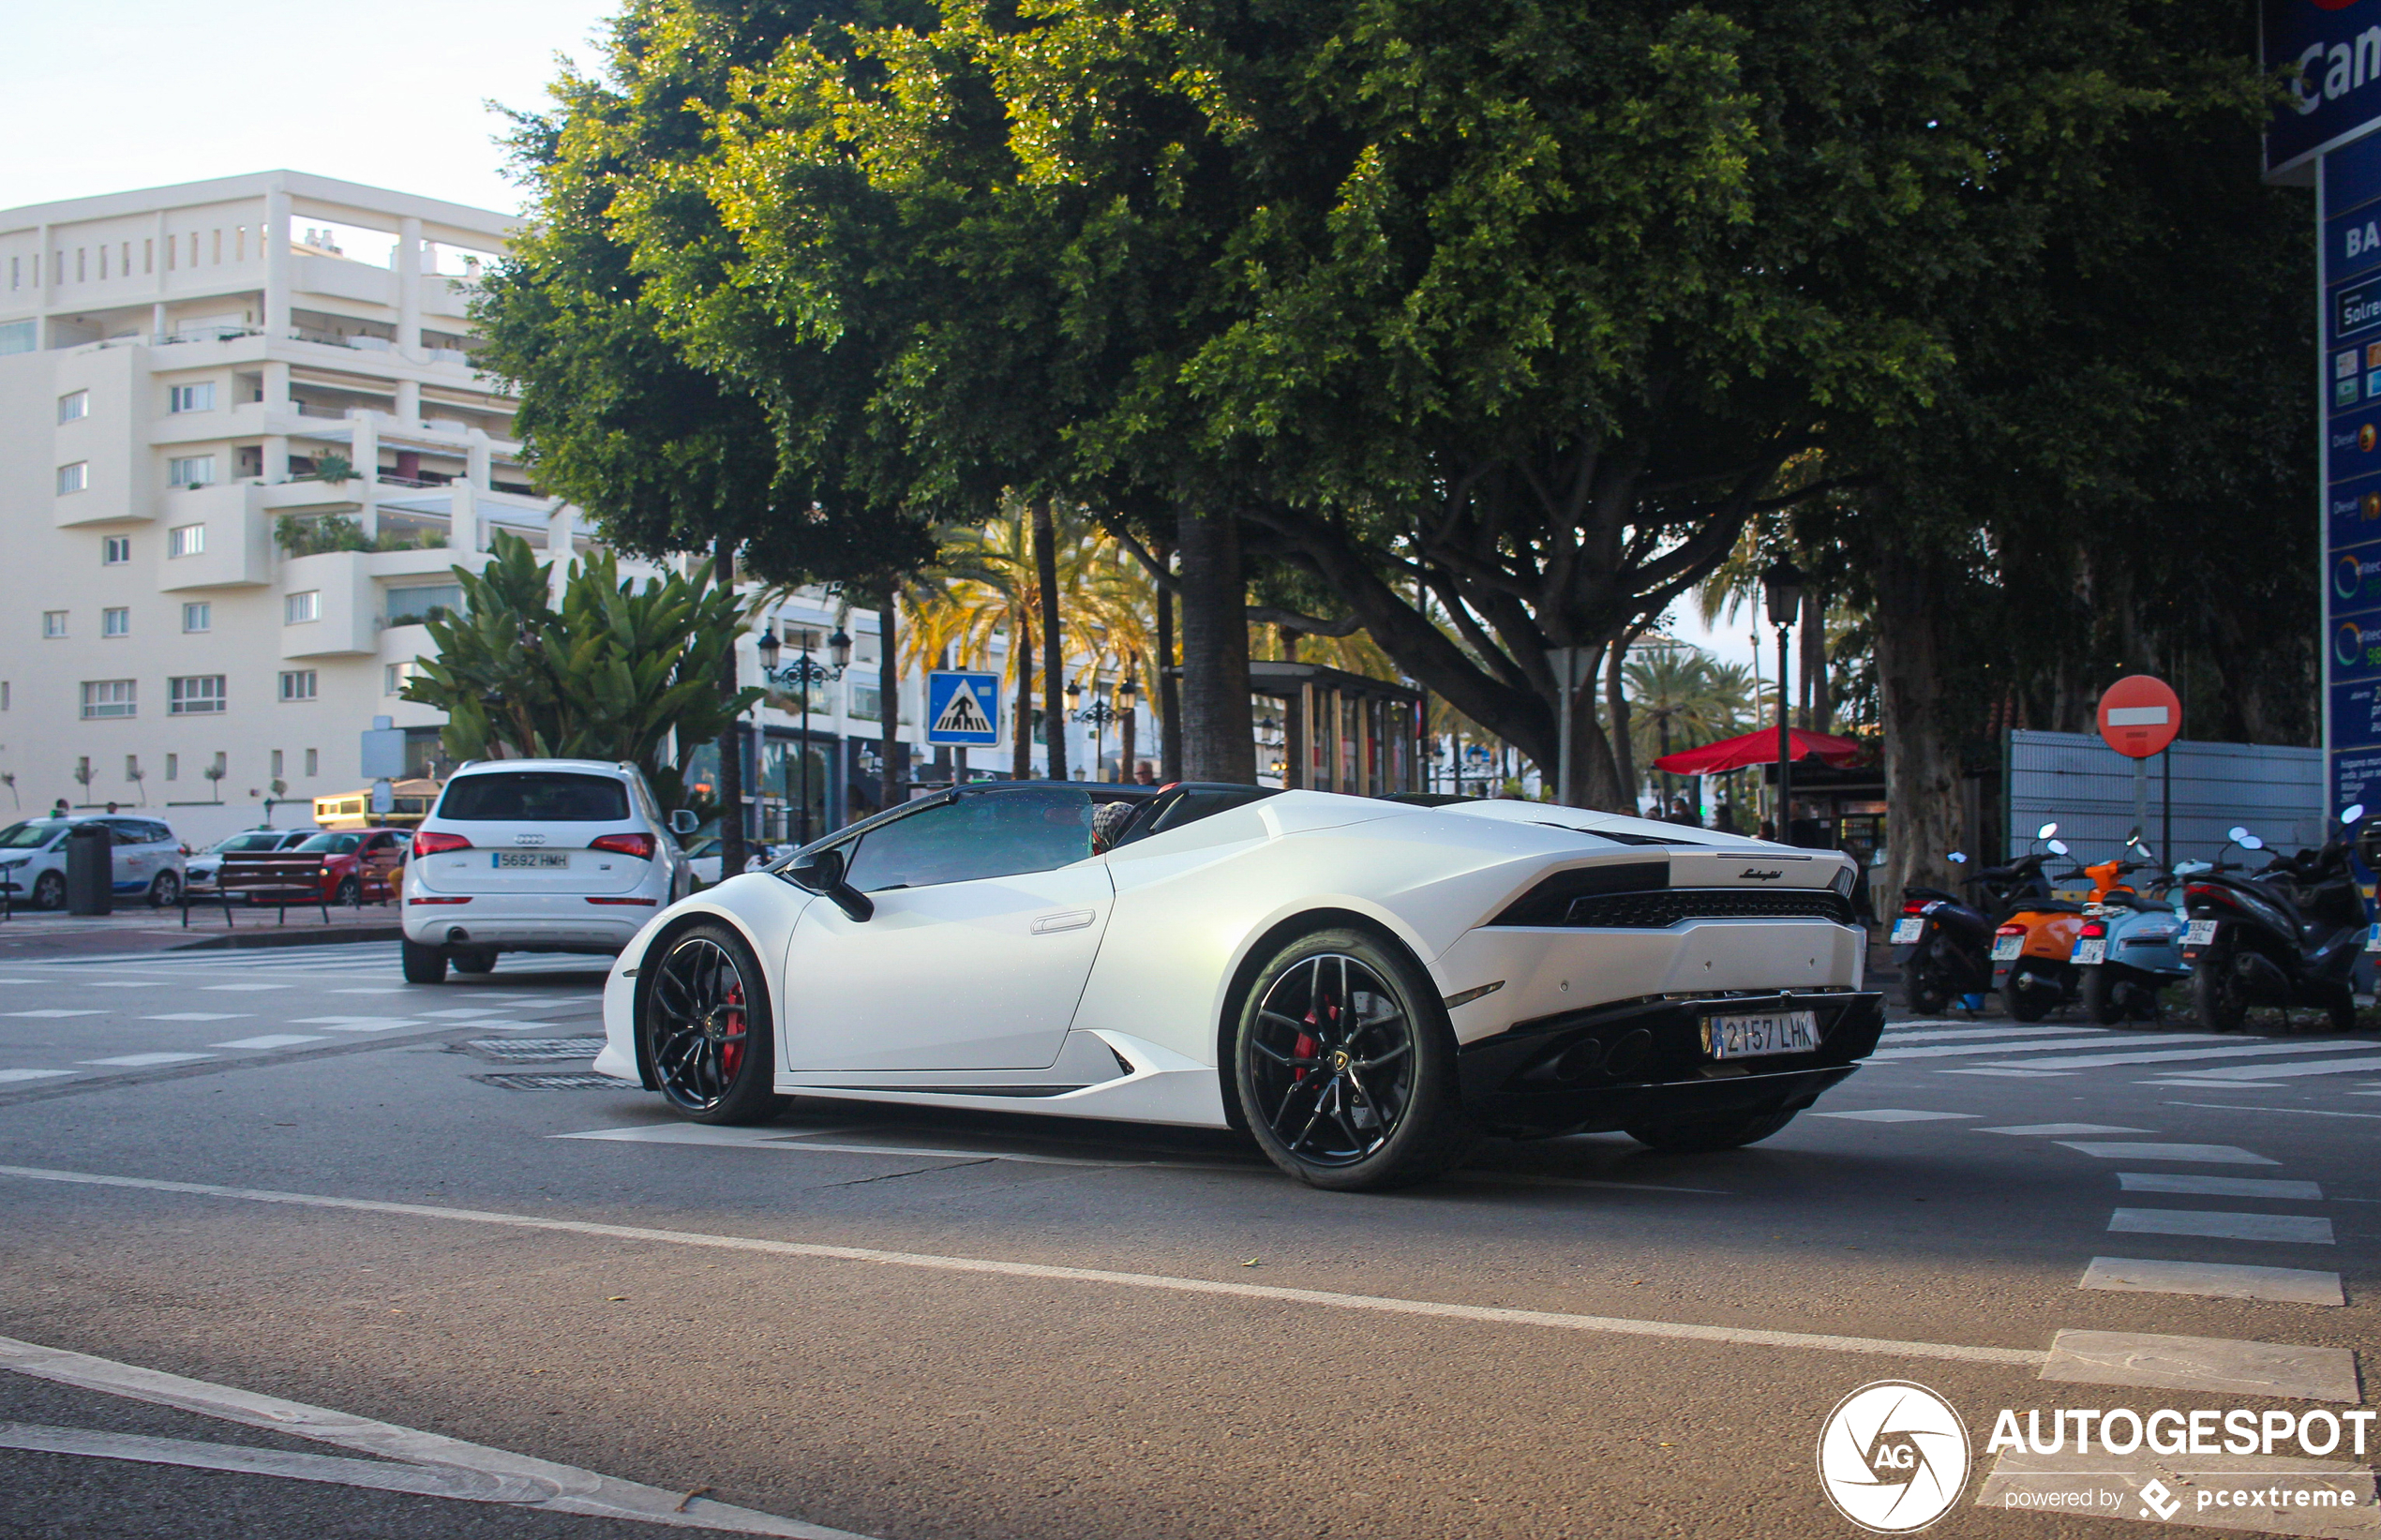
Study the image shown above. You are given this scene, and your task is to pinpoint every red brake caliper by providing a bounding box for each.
[720,983,745,1078]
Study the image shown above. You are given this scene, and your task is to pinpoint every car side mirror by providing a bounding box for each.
[786,846,872,921]
[668,809,699,836]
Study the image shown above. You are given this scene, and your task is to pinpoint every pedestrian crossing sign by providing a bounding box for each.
[926,670,1002,747]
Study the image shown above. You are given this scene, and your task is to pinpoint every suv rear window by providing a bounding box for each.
[439,771,630,823]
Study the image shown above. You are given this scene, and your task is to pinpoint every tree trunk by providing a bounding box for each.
[713,534,745,876]
[1801,592,1832,732]
[1154,541,1180,783]
[879,587,902,809]
[1605,641,1636,813]
[1011,612,1034,782]
[1875,533,1964,922]
[1033,500,1068,782]
[1176,505,1254,782]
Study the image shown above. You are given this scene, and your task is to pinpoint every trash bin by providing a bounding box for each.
[66,823,112,915]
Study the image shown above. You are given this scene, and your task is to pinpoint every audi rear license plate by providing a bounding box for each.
[2071,938,2107,965]
[495,852,570,869]
[2184,920,2219,947]
[1890,918,1924,944]
[1702,1009,1820,1060]
[1990,935,2024,961]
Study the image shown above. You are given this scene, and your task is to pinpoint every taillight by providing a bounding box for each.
[2079,922,2106,938]
[1995,923,2026,937]
[2184,882,2215,902]
[413,830,472,857]
[1900,901,1926,916]
[590,832,656,860]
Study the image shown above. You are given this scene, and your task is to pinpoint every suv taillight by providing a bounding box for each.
[591,832,656,860]
[413,830,472,857]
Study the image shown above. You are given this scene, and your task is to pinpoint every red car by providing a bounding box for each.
[289,828,408,905]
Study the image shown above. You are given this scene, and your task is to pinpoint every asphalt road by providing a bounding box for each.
[0,939,2374,1539]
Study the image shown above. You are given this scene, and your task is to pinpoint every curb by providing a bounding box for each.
[171,922,404,951]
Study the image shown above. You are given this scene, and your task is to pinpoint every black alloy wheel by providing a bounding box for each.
[644,924,782,1124]
[1235,927,1473,1190]
[400,938,448,984]
[2078,965,2120,1025]
[31,872,65,911]
[2003,960,2056,1023]
[2191,953,2247,1032]
[452,950,497,975]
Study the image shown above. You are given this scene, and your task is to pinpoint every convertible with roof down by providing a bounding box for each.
[594,782,1883,1189]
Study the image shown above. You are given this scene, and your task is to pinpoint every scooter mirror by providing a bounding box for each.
[2227,826,2249,842]
[2047,839,2070,856]
[2239,834,2266,850]
[1947,851,1968,864]
[2037,822,2059,839]
[2344,803,2367,826]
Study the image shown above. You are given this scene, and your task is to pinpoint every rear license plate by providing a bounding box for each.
[2071,938,2106,965]
[494,852,570,870]
[1890,918,1924,945]
[2184,920,2219,946]
[1990,935,2024,961]
[1702,1009,1819,1060]
[2367,924,2381,955]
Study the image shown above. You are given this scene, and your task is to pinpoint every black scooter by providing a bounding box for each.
[1892,827,2064,1016]
[2180,806,2372,1033]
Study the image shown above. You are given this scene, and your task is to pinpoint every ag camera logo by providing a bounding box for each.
[1818,1381,1971,1533]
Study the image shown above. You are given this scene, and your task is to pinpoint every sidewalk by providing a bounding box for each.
[0,902,401,961]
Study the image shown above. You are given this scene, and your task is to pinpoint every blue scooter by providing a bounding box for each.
[2070,837,2198,1024]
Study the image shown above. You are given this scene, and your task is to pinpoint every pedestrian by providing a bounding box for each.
[51,798,68,818]
[1714,799,1740,835]
[1134,762,1157,785]
[104,801,119,815]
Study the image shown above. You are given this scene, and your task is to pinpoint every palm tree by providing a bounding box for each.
[1625,648,1758,815]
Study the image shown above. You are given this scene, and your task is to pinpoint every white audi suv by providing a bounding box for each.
[400,759,696,982]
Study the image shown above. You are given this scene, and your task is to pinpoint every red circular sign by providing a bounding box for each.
[2097,675,2182,759]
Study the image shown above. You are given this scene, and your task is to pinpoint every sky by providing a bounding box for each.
[7,1,1772,678]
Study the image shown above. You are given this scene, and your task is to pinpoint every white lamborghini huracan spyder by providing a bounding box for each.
[595,781,1883,1189]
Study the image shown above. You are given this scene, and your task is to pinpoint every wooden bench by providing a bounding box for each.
[187,850,332,927]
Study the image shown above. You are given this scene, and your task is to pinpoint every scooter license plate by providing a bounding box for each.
[1890,918,1924,945]
[2071,938,2107,965]
[1990,935,2024,962]
[2366,924,2381,955]
[2184,920,2219,947]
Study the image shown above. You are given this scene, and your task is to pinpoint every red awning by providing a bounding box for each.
[1650,727,1864,776]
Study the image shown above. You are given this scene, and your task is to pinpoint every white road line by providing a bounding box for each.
[2107,1207,2335,1245]
[1812,1109,1978,1122]
[2039,1329,2361,1404]
[2152,1054,2381,1083]
[0,1164,2050,1368]
[81,981,166,989]
[210,1035,328,1050]
[0,1070,76,1084]
[2164,1101,2381,1120]
[2079,1256,2345,1308]
[200,984,292,993]
[0,1423,564,1505]
[77,1054,214,1069]
[1978,1123,2149,1136]
[1939,1069,2073,1078]
[2058,1142,2278,1165]
[2117,1173,2323,1200]
[140,1013,250,1023]
[417,1008,527,1019]
[1881,1024,2116,1043]
[1989,1040,2381,1070]
[1871,1037,2174,1061]
[2,1010,103,1019]
[0,1336,855,1536]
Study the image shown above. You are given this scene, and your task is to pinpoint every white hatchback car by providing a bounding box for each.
[0,815,187,909]
[400,759,696,982]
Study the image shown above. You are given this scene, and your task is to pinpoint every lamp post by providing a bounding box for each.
[1117,674,1140,783]
[1760,558,1805,843]
[756,621,852,845]
[1070,679,1125,782]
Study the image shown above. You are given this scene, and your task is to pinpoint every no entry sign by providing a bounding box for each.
[2097,675,2182,759]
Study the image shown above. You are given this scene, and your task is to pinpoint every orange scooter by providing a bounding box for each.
[1987,825,2087,1021]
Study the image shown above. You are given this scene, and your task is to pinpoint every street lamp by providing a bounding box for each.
[1760,558,1806,843]
[1071,680,1124,782]
[756,621,851,845]
[1117,674,1140,784]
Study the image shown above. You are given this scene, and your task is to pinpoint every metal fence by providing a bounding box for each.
[2005,730,2324,864]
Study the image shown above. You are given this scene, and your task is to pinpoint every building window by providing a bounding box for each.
[271,750,283,776]
[81,680,135,720]
[143,239,153,276]
[383,660,421,696]
[169,676,225,715]
[182,602,210,633]
[384,584,461,626]
[169,524,205,558]
[1,681,9,710]
[101,607,129,638]
[305,748,318,777]
[0,319,33,354]
[211,751,225,777]
[42,611,67,639]
[168,456,217,487]
[168,383,216,414]
[125,754,138,782]
[58,390,88,423]
[284,591,320,624]
[164,754,177,781]
[56,462,88,494]
[278,670,317,703]
[101,536,130,565]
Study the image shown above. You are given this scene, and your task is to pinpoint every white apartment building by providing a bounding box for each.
[0,172,612,847]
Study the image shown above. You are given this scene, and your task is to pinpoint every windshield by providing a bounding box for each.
[295,832,363,854]
[0,821,66,851]
[214,831,290,853]
[438,771,630,823]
